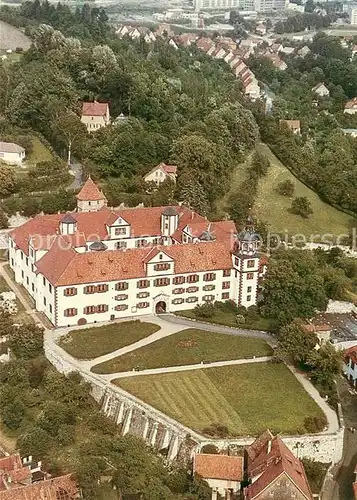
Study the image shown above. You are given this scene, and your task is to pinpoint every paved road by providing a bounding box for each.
[99,355,273,381]
[67,162,83,191]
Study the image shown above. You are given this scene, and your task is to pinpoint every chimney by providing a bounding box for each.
[267,440,272,454]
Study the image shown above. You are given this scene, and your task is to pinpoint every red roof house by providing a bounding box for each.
[80,101,110,132]
[244,431,313,500]
[194,453,243,498]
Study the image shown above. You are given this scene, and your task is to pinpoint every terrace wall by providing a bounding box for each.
[44,332,344,465]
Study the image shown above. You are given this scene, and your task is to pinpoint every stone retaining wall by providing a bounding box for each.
[44,335,344,465]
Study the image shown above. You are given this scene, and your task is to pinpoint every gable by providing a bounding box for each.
[109,216,130,227]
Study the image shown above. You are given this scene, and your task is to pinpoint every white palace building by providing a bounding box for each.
[8,178,266,327]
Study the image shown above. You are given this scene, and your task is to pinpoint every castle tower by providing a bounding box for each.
[76,177,108,212]
[161,207,179,239]
[233,215,261,308]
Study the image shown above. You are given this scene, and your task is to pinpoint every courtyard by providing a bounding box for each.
[58,320,160,360]
[91,328,273,374]
[114,362,326,437]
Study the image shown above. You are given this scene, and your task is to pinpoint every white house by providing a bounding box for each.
[312,82,330,97]
[0,142,25,165]
[80,101,110,132]
[144,162,177,185]
[8,180,265,328]
[193,453,243,500]
[344,98,357,114]
[344,346,357,386]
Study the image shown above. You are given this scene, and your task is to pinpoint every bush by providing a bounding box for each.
[201,444,219,454]
[304,415,327,433]
[8,323,44,359]
[236,314,246,324]
[202,423,230,438]
[57,424,76,445]
[0,209,8,229]
[291,197,313,218]
[2,398,25,430]
[194,302,215,319]
[215,300,238,314]
[18,426,54,458]
[277,179,295,197]
[37,401,76,437]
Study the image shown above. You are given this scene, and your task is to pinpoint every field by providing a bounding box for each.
[91,328,272,374]
[58,321,160,360]
[26,137,53,165]
[254,144,353,239]
[115,362,325,436]
[0,20,31,51]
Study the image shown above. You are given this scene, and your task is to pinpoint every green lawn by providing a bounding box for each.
[115,363,325,437]
[58,321,160,360]
[26,136,53,165]
[91,328,272,374]
[177,309,277,332]
[254,143,354,239]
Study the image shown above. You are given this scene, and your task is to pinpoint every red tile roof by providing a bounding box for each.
[345,345,357,365]
[345,98,357,109]
[0,453,31,492]
[10,205,210,255]
[194,453,243,482]
[82,101,109,117]
[279,119,300,130]
[76,178,107,201]
[146,162,177,177]
[0,474,78,500]
[36,241,233,286]
[0,454,23,473]
[246,433,313,500]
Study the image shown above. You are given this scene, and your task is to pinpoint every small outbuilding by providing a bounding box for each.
[0,141,25,165]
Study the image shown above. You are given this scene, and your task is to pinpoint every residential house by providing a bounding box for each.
[342,128,357,138]
[169,38,179,50]
[344,97,357,114]
[8,179,264,327]
[302,321,331,346]
[155,23,175,38]
[193,453,243,500]
[0,453,80,499]
[0,142,25,165]
[269,42,283,53]
[312,82,330,97]
[174,33,198,47]
[279,119,301,134]
[265,53,287,70]
[113,113,128,125]
[255,22,266,35]
[144,162,177,185]
[297,45,311,58]
[116,25,156,43]
[195,37,260,100]
[344,345,357,386]
[81,101,110,132]
[244,430,313,500]
[281,46,295,55]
